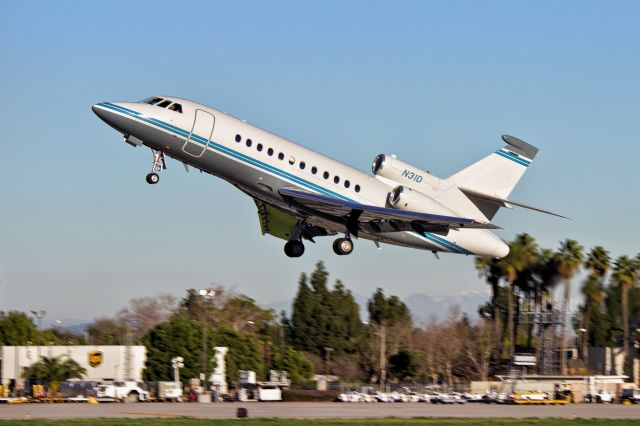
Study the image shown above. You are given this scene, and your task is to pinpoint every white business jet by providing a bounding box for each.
[92,97,564,258]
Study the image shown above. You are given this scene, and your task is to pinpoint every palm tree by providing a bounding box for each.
[500,233,538,360]
[22,355,86,395]
[585,246,611,278]
[474,256,503,341]
[535,249,561,306]
[611,255,639,374]
[556,239,584,374]
[581,246,610,363]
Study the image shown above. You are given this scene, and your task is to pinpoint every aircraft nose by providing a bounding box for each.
[92,103,108,121]
[92,102,129,134]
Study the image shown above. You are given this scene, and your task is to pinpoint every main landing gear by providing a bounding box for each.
[284,236,354,258]
[146,150,166,185]
[284,240,305,258]
[332,237,354,256]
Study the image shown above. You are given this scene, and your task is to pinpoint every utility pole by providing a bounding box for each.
[324,347,334,375]
[363,321,386,391]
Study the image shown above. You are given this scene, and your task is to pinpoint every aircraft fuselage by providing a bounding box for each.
[92,97,509,258]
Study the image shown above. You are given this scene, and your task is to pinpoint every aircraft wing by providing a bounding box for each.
[278,187,500,237]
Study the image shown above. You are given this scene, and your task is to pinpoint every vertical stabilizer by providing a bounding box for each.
[447,135,539,219]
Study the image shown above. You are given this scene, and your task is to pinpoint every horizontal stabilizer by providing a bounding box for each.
[279,187,501,236]
[458,186,570,219]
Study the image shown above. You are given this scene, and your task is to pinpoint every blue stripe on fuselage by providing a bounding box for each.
[99,102,351,202]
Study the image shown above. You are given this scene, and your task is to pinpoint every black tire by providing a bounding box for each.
[146,173,159,184]
[332,238,354,255]
[284,240,304,257]
[124,392,139,403]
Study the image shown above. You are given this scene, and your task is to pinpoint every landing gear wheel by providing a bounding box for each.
[333,237,354,255]
[146,172,159,184]
[284,240,305,258]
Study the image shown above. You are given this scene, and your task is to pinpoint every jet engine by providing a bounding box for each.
[372,154,443,190]
[388,185,457,217]
[371,154,423,182]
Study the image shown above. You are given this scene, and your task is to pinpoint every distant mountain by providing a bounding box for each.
[264,290,489,324]
[403,290,489,324]
[43,318,91,335]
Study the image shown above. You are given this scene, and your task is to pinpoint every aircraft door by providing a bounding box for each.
[182,109,215,157]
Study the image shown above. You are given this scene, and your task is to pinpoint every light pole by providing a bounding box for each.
[363,321,386,391]
[171,356,184,386]
[198,288,216,391]
[30,310,46,330]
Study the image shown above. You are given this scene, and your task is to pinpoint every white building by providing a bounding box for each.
[0,345,147,388]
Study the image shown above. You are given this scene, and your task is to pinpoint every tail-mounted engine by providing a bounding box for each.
[372,154,442,189]
[388,185,457,218]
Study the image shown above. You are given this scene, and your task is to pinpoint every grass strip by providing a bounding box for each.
[0,418,638,426]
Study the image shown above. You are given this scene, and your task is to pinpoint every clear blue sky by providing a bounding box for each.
[1,1,639,324]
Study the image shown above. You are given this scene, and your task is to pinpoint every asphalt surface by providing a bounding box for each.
[0,402,639,420]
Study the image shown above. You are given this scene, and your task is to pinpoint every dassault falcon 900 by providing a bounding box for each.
[92,97,565,258]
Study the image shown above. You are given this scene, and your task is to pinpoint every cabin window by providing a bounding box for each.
[278,153,285,160]
[344,180,350,188]
[246,139,252,147]
[157,100,172,108]
[299,161,306,170]
[334,176,340,184]
[257,143,263,152]
[355,184,361,193]
[288,156,295,165]
[235,134,242,143]
[311,166,317,174]
[323,171,329,179]
[267,148,274,156]
[168,103,182,113]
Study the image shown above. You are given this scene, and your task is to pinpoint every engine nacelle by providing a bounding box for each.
[388,185,457,217]
[372,154,442,190]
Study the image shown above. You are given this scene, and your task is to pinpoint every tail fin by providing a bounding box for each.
[447,135,539,219]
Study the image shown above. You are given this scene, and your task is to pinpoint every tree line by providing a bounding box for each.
[1,240,638,387]
[475,234,640,376]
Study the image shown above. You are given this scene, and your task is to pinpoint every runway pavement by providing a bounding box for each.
[0,402,639,420]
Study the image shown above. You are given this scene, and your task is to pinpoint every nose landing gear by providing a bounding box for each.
[146,150,166,184]
[145,173,159,184]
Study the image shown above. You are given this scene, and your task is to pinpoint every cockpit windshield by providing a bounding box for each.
[140,97,163,105]
[139,97,183,113]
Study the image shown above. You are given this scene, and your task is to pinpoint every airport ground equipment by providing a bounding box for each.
[95,381,149,403]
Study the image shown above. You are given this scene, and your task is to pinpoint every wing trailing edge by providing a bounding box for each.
[278,187,501,236]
